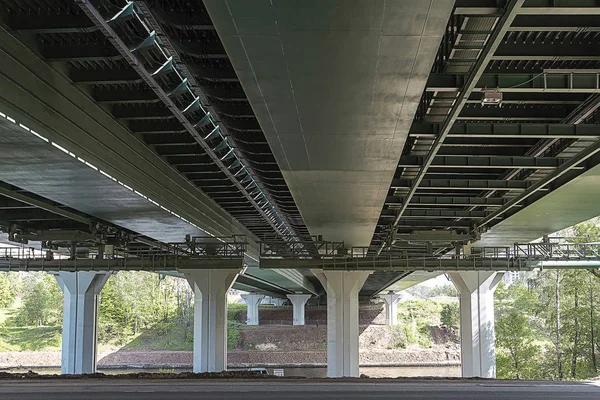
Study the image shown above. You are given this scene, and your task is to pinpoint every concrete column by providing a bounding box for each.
[286,294,311,325]
[449,271,504,378]
[313,270,371,377]
[379,292,402,326]
[185,269,241,373]
[241,293,264,325]
[54,271,111,374]
[271,298,286,307]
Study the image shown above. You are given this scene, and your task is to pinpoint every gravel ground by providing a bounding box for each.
[0,348,460,369]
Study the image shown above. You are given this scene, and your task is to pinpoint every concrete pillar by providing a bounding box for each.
[241,293,264,325]
[185,269,241,373]
[286,294,311,325]
[54,271,111,374]
[313,270,371,377]
[449,271,503,378]
[379,292,402,325]
[271,298,286,307]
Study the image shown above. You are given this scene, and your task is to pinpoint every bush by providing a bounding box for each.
[440,303,459,328]
[227,321,241,349]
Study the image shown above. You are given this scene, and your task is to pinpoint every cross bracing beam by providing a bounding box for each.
[385,196,508,207]
[93,87,158,103]
[427,72,600,93]
[398,155,566,169]
[455,106,572,121]
[377,218,473,229]
[455,0,600,16]
[69,67,142,85]
[478,138,600,228]
[391,178,532,191]
[148,6,214,31]
[377,0,526,255]
[410,123,600,139]
[401,209,492,219]
[128,119,186,133]
[5,14,97,33]
[42,44,121,62]
[112,104,172,119]
[510,15,600,30]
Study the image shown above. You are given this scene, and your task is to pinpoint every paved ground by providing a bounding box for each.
[0,380,599,399]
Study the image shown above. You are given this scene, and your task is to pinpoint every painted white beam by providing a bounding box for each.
[186,269,242,373]
[54,271,110,374]
[241,293,264,326]
[286,294,311,326]
[313,270,372,378]
[449,271,503,378]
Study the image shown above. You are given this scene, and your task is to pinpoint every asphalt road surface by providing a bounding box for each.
[0,379,599,399]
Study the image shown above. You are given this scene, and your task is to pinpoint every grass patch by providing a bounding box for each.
[123,322,193,351]
[0,306,62,351]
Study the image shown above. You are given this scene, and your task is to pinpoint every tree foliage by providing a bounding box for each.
[0,273,16,308]
[495,218,600,380]
[15,273,62,327]
[440,303,459,328]
[98,272,194,345]
[496,311,540,379]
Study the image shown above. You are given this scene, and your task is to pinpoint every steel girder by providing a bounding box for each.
[410,123,600,139]
[427,72,600,92]
[398,155,567,169]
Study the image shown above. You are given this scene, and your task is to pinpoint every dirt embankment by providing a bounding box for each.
[236,305,387,326]
[1,306,460,368]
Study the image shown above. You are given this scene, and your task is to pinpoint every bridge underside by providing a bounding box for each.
[1,0,600,301]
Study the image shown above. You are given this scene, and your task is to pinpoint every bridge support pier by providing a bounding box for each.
[54,271,111,374]
[313,271,371,377]
[449,271,503,378]
[379,292,402,325]
[270,297,286,307]
[286,294,311,325]
[241,293,264,325]
[186,269,242,373]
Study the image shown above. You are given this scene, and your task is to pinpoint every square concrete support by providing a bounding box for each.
[449,271,504,378]
[313,270,371,377]
[241,293,265,325]
[286,294,311,325]
[185,269,242,373]
[379,292,402,326]
[54,271,111,374]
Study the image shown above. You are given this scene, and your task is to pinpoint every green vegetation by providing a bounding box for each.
[396,300,444,348]
[408,282,458,299]
[440,303,459,328]
[0,271,245,352]
[494,218,600,380]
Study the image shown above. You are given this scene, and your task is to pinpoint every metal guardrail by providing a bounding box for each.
[0,236,248,272]
[3,239,600,272]
[258,241,600,271]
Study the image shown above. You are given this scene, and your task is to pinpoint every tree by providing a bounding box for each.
[496,311,540,379]
[15,273,62,326]
[0,273,15,308]
[440,303,459,328]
